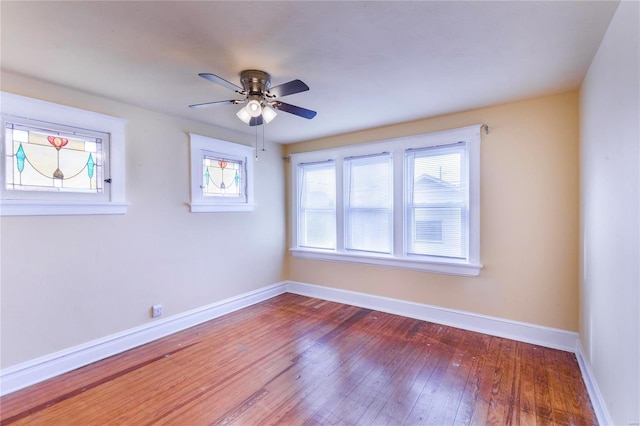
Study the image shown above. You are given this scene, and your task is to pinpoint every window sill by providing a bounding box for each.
[289,248,482,276]
[0,200,129,216]
[189,202,256,213]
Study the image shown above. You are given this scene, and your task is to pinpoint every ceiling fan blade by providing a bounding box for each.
[249,115,264,126]
[199,73,243,92]
[273,101,317,119]
[268,79,309,98]
[189,100,239,109]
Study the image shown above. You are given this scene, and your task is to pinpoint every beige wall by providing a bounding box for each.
[580,1,639,423]
[0,72,286,368]
[285,92,580,331]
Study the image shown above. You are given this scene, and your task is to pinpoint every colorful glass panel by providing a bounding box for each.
[4,122,104,193]
[202,155,243,197]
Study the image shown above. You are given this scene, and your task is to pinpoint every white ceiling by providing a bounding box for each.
[1,1,618,144]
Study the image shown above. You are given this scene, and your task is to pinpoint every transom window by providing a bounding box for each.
[189,133,254,212]
[0,91,128,216]
[298,161,336,249]
[202,156,243,198]
[290,125,482,276]
[5,121,107,196]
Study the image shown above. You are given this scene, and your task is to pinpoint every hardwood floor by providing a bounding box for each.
[0,293,596,425]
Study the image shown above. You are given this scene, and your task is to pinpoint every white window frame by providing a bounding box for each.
[0,92,128,216]
[290,124,482,276]
[188,133,255,212]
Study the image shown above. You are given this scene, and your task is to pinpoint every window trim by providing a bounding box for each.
[289,124,482,277]
[188,133,255,213]
[0,91,128,216]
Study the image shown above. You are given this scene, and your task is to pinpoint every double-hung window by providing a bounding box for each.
[290,124,482,276]
[298,161,336,249]
[344,153,393,254]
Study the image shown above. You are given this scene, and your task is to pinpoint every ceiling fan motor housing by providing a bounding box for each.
[240,70,271,97]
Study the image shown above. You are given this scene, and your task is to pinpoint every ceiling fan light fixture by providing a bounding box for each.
[246,99,262,117]
[262,105,278,124]
[236,106,252,124]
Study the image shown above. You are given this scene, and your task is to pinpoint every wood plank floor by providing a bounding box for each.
[0,293,597,425]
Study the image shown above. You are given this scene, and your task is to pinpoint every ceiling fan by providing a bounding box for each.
[189,70,317,126]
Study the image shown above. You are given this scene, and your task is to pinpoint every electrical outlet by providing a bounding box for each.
[151,304,162,318]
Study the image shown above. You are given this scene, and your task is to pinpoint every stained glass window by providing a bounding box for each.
[189,133,254,212]
[202,156,243,198]
[4,121,106,193]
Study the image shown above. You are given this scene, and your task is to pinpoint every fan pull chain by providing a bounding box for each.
[255,125,258,161]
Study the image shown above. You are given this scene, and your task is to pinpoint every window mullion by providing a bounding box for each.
[393,149,405,257]
[335,157,345,252]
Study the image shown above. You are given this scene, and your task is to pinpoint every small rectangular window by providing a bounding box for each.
[202,155,245,199]
[1,91,127,216]
[4,121,107,197]
[298,161,336,249]
[189,133,254,212]
[344,153,393,254]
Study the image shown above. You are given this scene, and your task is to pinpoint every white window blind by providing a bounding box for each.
[298,161,336,249]
[344,153,393,254]
[405,142,468,259]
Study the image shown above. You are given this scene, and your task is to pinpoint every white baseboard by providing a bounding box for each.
[0,282,287,397]
[285,281,579,352]
[575,340,613,425]
[0,280,583,399]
